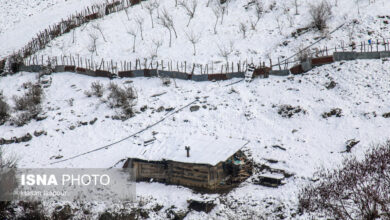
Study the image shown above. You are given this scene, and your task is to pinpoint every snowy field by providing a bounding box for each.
[1,59,390,218]
[1,0,390,218]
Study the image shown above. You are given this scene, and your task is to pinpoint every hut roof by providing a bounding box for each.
[128,136,247,166]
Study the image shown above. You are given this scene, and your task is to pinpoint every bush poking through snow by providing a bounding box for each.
[107,82,137,119]
[0,148,18,218]
[0,91,9,125]
[298,141,390,219]
[309,0,332,31]
[90,81,104,97]
[11,82,43,126]
[13,83,43,111]
[322,108,342,118]
[277,105,306,118]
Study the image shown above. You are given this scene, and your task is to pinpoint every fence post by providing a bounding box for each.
[376,39,379,52]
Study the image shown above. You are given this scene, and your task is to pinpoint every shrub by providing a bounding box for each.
[11,106,42,127]
[0,91,9,125]
[321,108,342,118]
[277,105,306,118]
[12,82,43,126]
[107,82,137,119]
[13,83,43,111]
[297,47,310,62]
[298,141,390,219]
[90,81,104,97]
[0,148,17,217]
[309,0,332,31]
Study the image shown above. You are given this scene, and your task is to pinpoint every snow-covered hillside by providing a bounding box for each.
[2,0,390,66]
[1,58,390,218]
[1,0,390,219]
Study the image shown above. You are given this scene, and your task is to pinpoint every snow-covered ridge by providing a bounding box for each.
[11,0,390,66]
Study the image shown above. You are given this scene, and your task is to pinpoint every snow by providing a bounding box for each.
[3,0,388,71]
[1,0,390,218]
[128,135,247,165]
[0,0,107,60]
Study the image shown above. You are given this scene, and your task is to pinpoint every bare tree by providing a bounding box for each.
[124,7,130,20]
[276,16,284,35]
[127,28,137,52]
[162,9,177,38]
[212,6,220,34]
[224,0,231,15]
[88,32,99,56]
[154,0,161,18]
[92,23,107,42]
[158,9,177,47]
[283,5,294,27]
[218,41,234,63]
[158,10,173,47]
[309,0,332,31]
[135,16,145,40]
[294,0,299,15]
[253,0,264,27]
[213,0,226,25]
[249,18,257,30]
[239,22,247,39]
[152,38,163,57]
[185,30,201,55]
[145,1,157,28]
[219,3,226,24]
[299,141,390,219]
[179,0,198,27]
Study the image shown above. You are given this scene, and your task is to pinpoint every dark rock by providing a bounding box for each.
[99,212,136,220]
[326,81,337,89]
[165,107,175,112]
[69,125,76,130]
[322,108,343,118]
[253,175,284,188]
[89,118,98,125]
[165,207,188,220]
[0,138,15,145]
[345,139,360,153]
[153,204,164,212]
[188,200,215,213]
[383,112,390,118]
[15,133,32,143]
[272,145,286,151]
[35,115,47,121]
[140,105,148,112]
[52,204,73,220]
[33,130,45,137]
[265,159,278,164]
[156,106,165,112]
[190,105,200,112]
